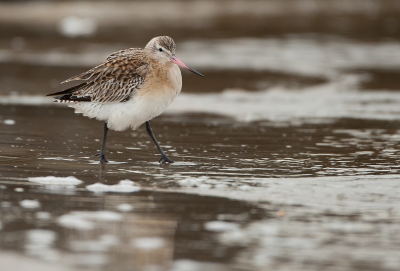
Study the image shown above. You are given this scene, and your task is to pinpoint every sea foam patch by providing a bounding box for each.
[168,78,400,123]
[3,119,15,125]
[204,221,240,232]
[131,237,166,250]
[20,199,41,209]
[25,229,58,262]
[28,176,82,186]
[0,95,55,105]
[69,234,119,252]
[57,211,122,230]
[117,203,134,212]
[179,37,400,77]
[86,180,140,193]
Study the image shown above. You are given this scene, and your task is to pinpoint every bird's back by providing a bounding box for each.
[48,48,148,103]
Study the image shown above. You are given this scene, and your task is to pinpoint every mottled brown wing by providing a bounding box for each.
[47,49,149,103]
[106,48,141,61]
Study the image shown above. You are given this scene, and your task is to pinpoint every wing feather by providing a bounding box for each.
[47,48,149,103]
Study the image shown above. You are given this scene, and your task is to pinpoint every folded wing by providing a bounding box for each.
[47,49,149,103]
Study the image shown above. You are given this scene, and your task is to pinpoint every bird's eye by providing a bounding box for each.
[158,48,163,52]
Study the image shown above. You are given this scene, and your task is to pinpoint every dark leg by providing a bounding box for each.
[99,122,109,163]
[146,121,174,164]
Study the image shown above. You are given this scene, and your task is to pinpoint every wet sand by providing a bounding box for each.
[1,1,400,270]
[2,105,400,270]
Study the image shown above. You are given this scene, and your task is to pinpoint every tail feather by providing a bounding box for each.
[46,82,87,96]
[61,63,104,84]
[55,94,91,102]
[47,82,91,102]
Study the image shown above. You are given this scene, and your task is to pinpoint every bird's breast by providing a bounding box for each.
[132,63,182,120]
[143,62,182,99]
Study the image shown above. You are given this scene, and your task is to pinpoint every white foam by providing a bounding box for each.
[177,174,400,214]
[116,203,134,212]
[69,234,119,252]
[326,222,376,234]
[57,211,122,230]
[214,183,228,190]
[238,185,252,191]
[25,229,56,246]
[204,221,240,232]
[39,157,76,161]
[169,259,230,271]
[20,199,41,209]
[178,176,208,187]
[28,176,82,186]
[36,211,51,220]
[3,119,15,125]
[170,161,198,166]
[86,180,140,193]
[59,16,97,38]
[168,78,400,123]
[0,95,54,105]
[179,37,400,77]
[198,184,212,190]
[131,237,166,250]
[57,214,93,230]
[25,229,58,262]
[88,160,128,165]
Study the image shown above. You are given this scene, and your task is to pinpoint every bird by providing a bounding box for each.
[47,36,203,164]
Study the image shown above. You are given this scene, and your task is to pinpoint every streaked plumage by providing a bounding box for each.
[47,36,203,163]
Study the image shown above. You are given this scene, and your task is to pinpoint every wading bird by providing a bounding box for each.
[47,36,203,164]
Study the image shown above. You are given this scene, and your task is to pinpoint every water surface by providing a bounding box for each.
[1,1,400,270]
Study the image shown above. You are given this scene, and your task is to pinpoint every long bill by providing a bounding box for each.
[170,55,204,77]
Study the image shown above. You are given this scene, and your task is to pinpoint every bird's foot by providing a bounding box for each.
[159,154,174,164]
[95,153,109,164]
[100,156,109,164]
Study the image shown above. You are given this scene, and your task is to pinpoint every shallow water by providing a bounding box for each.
[1,1,400,271]
[2,105,400,270]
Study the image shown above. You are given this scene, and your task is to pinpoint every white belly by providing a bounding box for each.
[71,63,182,131]
[71,85,180,131]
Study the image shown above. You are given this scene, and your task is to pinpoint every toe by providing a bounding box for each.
[100,156,109,164]
[159,155,174,164]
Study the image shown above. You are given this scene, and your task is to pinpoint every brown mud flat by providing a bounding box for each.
[2,105,400,181]
[1,0,400,270]
[1,0,400,45]
[1,104,400,270]
[0,62,327,96]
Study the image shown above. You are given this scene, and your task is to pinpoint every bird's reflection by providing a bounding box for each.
[55,184,177,270]
[99,162,107,182]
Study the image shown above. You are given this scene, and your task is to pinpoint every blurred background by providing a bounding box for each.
[1,0,400,99]
[2,1,400,271]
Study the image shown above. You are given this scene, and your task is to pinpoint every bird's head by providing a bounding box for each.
[145,36,203,77]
